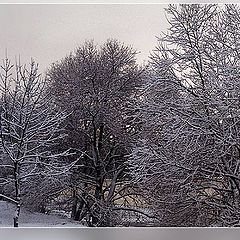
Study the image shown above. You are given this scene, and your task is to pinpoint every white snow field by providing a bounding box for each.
[0,201,83,227]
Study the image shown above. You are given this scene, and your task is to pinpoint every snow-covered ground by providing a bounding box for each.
[0,201,83,227]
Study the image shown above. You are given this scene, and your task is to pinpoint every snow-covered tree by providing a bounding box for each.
[0,58,75,227]
[47,39,145,226]
[130,4,240,226]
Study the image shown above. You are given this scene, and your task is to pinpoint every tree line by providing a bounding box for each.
[1,4,240,227]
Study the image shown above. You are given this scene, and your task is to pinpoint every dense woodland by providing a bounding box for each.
[1,4,240,227]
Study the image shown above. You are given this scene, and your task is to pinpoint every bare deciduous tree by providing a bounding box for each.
[47,39,146,226]
[0,58,75,227]
[130,4,240,226]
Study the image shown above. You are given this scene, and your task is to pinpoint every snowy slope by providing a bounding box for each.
[0,201,83,227]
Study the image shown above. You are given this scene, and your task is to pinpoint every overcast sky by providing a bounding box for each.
[0,4,169,72]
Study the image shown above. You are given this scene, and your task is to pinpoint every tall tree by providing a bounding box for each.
[130,4,240,226]
[47,39,144,226]
[0,58,74,227]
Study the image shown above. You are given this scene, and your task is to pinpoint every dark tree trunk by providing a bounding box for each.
[71,188,78,219]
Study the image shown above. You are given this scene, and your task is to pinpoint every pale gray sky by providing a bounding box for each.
[0,4,168,72]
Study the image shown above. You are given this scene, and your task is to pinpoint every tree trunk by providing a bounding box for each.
[13,162,21,227]
[71,188,78,219]
[14,201,21,227]
[92,175,103,226]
